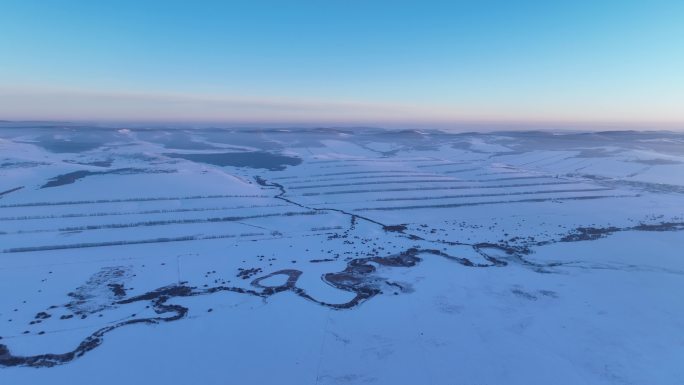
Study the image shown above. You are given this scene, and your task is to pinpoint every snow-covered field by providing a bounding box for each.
[1,124,683,385]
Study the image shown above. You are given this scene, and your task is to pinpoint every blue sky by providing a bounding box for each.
[1,0,683,127]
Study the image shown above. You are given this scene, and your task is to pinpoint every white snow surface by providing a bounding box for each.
[1,125,683,385]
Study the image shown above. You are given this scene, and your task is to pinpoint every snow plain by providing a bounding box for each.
[1,124,683,385]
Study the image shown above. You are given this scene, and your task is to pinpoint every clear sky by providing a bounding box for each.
[1,0,683,128]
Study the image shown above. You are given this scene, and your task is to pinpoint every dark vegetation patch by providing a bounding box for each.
[511,288,537,300]
[165,151,301,171]
[107,284,126,297]
[0,203,288,221]
[65,267,131,315]
[41,168,175,188]
[237,268,263,280]
[300,181,576,196]
[34,312,51,320]
[64,159,113,168]
[11,211,320,235]
[288,178,470,190]
[310,258,335,263]
[30,140,102,153]
[0,161,49,169]
[0,194,269,208]
[286,173,450,184]
[0,186,24,198]
[442,167,481,174]
[372,188,612,203]
[310,226,344,232]
[357,194,633,211]
[383,224,408,232]
[415,161,471,168]
[560,222,684,242]
[2,232,265,253]
[309,170,418,177]
[560,226,621,242]
[568,173,684,194]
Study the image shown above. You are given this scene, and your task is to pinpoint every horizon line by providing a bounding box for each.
[1,118,683,133]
